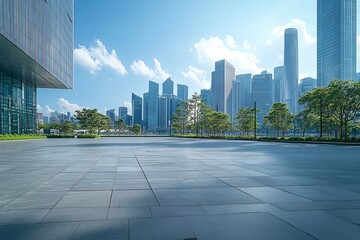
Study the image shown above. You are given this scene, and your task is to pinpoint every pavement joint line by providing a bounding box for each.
[133,152,161,207]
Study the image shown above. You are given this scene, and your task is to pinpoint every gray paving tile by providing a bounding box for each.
[55,191,112,208]
[326,209,360,225]
[0,222,79,240]
[151,206,206,217]
[110,190,159,207]
[72,220,128,240]
[201,203,281,215]
[0,209,50,225]
[239,187,312,203]
[218,177,267,187]
[72,180,114,191]
[273,201,360,211]
[42,208,108,222]
[272,211,360,240]
[148,178,227,189]
[113,178,150,190]
[185,213,315,240]
[129,217,195,240]
[108,207,151,219]
[154,187,261,206]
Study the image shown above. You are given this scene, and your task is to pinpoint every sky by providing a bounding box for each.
[37,0,360,116]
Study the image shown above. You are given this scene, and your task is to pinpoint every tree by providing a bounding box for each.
[265,102,292,137]
[59,121,76,135]
[115,119,126,134]
[235,107,260,136]
[171,101,189,134]
[188,92,202,136]
[299,80,360,140]
[75,108,110,134]
[207,111,231,136]
[132,124,141,135]
[296,110,317,137]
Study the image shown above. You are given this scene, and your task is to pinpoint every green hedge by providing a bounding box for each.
[0,134,47,141]
[47,134,100,139]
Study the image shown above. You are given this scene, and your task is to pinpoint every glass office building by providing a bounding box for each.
[317,0,357,87]
[132,93,142,126]
[0,0,74,134]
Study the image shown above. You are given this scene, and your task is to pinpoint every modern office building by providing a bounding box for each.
[317,0,357,87]
[177,84,189,102]
[252,71,273,124]
[274,66,285,103]
[284,28,299,114]
[106,109,116,126]
[143,93,149,129]
[0,0,74,134]
[298,77,317,112]
[200,89,212,107]
[211,59,235,119]
[158,96,168,129]
[147,81,159,131]
[118,107,128,123]
[132,93,142,126]
[163,78,174,95]
[232,74,253,122]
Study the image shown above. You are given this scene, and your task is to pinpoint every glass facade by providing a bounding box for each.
[0,0,73,134]
[232,74,253,121]
[177,84,188,102]
[274,66,284,103]
[317,0,357,87]
[147,81,159,131]
[162,78,174,95]
[284,28,299,114]
[132,93,142,126]
[252,71,273,124]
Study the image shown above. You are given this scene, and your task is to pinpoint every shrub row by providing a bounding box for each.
[0,134,47,141]
[47,134,100,139]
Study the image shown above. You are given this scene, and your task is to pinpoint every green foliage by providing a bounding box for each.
[47,134,99,138]
[0,134,47,141]
[132,124,141,135]
[171,101,189,134]
[235,107,259,136]
[299,80,360,140]
[75,108,111,134]
[265,102,292,137]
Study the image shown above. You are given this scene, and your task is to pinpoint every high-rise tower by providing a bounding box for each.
[284,28,299,114]
[317,0,357,87]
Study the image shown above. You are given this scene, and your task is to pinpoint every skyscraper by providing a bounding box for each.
[284,28,299,114]
[118,107,128,123]
[211,60,235,119]
[298,77,317,112]
[232,74,253,121]
[274,66,285,103]
[252,71,273,124]
[0,0,74,134]
[143,93,149,129]
[106,109,116,126]
[162,78,174,95]
[132,93,142,126]
[177,84,189,102]
[147,81,159,131]
[317,0,357,87]
[200,89,212,107]
[158,96,168,129]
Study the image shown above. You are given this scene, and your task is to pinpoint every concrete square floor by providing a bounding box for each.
[0,137,360,239]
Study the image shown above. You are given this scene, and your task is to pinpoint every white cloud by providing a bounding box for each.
[37,104,43,113]
[130,58,170,82]
[193,35,262,74]
[123,101,132,115]
[181,66,210,89]
[57,98,84,115]
[265,40,273,46]
[44,105,54,116]
[74,39,127,75]
[270,19,316,45]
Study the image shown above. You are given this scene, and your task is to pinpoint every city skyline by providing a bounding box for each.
[36,0,360,117]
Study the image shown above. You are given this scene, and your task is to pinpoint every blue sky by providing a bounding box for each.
[37,0,360,116]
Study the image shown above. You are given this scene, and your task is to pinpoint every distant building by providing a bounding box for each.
[118,107,128,124]
[232,74,253,122]
[177,84,189,102]
[211,59,235,119]
[143,93,149,129]
[252,71,273,124]
[50,116,59,124]
[357,73,360,82]
[274,66,285,103]
[37,113,44,125]
[298,77,317,112]
[284,28,299,114]
[147,81,159,131]
[317,0,357,87]
[162,78,174,95]
[106,109,116,126]
[201,89,212,107]
[132,93,142,126]
[126,115,132,126]
[158,96,168,129]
